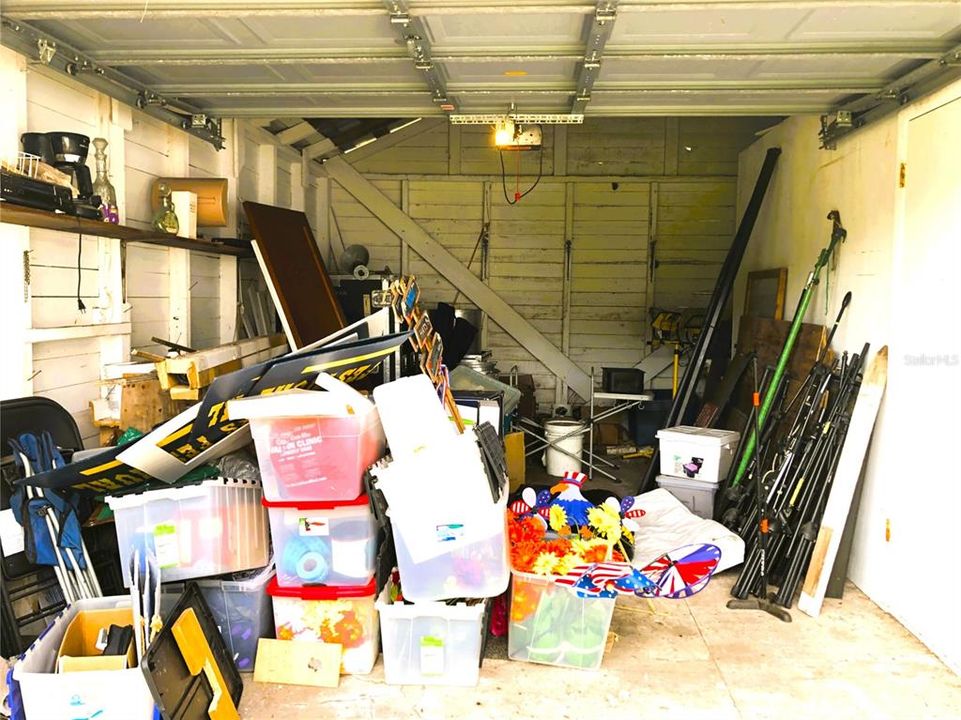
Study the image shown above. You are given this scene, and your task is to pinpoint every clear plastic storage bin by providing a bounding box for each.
[507,569,616,670]
[264,495,376,588]
[266,577,379,675]
[376,584,487,686]
[106,477,269,587]
[163,564,275,672]
[229,387,386,502]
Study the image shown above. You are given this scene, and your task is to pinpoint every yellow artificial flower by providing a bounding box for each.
[548,505,569,534]
[555,553,581,576]
[588,503,623,543]
[532,552,560,576]
[570,537,608,558]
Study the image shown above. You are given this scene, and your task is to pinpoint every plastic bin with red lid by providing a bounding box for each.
[263,494,376,588]
[267,577,379,675]
[228,378,386,502]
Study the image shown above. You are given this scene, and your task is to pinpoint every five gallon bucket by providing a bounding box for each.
[543,419,585,476]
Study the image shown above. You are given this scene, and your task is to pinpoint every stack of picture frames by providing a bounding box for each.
[389,275,465,433]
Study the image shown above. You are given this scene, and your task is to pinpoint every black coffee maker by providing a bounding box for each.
[26,131,102,219]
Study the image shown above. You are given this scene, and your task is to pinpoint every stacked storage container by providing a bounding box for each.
[106,474,276,672]
[369,375,509,686]
[654,426,740,518]
[229,380,386,675]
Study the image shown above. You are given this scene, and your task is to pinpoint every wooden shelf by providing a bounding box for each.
[0,203,252,258]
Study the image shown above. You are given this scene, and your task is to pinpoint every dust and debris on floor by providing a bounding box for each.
[241,571,961,719]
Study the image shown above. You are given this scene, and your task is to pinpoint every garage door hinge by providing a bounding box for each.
[899,163,907,188]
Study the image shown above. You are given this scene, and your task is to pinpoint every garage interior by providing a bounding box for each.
[0,1,960,718]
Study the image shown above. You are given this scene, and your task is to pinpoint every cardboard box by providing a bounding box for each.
[57,607,136,673]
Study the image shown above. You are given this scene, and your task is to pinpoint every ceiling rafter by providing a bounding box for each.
[572,0,618,114]
[275,121,316,144]
[382,0,456,113]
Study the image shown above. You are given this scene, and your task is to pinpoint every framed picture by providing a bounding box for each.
[744,268,788,320]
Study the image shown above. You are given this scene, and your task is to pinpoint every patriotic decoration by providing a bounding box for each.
[548,471,594,525]
[508,487,552,523]
[618,495,647,533]
[635,544,721,599]
[553,544,721,600]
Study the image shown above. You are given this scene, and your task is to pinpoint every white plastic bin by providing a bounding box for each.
[656,474,719,519]
[507,569,616,670]
[267,577,379,675]
[106,477,269,586]
[13,597,155,720]
[656,426,740,483]
[377,583,487,686]
[229,387,386,502]
[264,495,376,588]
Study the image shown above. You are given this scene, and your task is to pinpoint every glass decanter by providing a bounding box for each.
[152,181,179,234]
[91,137,119,223]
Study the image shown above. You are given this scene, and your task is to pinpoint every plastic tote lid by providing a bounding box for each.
[262,494,371,510]
[267,576,376,600]
[655,426,739,446]
[227,374,374,420]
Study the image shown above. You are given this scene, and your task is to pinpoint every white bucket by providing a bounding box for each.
[543,419,585,477]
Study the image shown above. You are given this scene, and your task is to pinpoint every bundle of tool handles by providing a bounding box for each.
[715,211,867,609]
[720,343,868,608]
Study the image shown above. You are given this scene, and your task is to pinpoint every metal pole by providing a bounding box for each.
[729,211,847,489]
[639,147,781,493]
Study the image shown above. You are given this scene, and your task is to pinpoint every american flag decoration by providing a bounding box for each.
[619,495,646,521]
[553,544,721,600]
[636,544,721,599]
[508,487,552,520]
[555,561,648,599]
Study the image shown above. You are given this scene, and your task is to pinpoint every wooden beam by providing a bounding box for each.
[304,138,337,160]
[341,118,444,165]
[324,156,592,401]
[277,121,315,145]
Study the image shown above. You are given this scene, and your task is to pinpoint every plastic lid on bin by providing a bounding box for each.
[227,385,372,421]
[655,426,739,445]
[267,576,376,600]
[261,494,371,509]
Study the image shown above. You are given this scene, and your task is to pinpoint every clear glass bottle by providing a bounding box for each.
[91,137,119,223]
[152,181,179,235]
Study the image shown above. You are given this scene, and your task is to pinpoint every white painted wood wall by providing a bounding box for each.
[0,48,324,446]
[330,117,766,410]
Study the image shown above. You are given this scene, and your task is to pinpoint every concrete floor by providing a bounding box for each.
[241,454,961,718]
[241,571,961,719]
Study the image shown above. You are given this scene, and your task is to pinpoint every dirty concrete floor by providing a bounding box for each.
[241,571,961,719]
[241,455,961,718]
